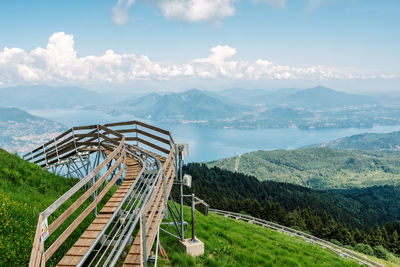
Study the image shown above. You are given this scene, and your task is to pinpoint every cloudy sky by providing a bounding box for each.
[0,0,399,93]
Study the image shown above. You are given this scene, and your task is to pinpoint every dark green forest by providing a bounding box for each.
[176,163,400,258]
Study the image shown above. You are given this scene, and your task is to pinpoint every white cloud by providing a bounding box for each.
[158,0,235,23]
[111,0,291,25]
[112,0,136,25]
[0,32,394,88]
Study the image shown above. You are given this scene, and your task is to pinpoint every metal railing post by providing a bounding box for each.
[43,144,48,167]
[179,148,184,241]
[72,127,77,153]
[54,138,59,162]
[191,193,195,241]
[142,213,147,267]
[163,168,168,219]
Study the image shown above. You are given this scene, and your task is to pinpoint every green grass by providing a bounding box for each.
[0,149,115,266]
[156,205,361,267]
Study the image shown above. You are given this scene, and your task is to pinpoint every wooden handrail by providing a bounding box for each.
[115,128,170,146]
[126,137,170,154]
[48,153,125,236]
[44,153,126,261]
[42,136,125,218]
[29,213,44,267]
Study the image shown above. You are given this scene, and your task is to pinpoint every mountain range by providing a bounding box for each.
[2,85,400,130]
[110,86,400,129]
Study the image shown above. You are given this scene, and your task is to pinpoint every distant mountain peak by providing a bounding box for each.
[286,86,374,107]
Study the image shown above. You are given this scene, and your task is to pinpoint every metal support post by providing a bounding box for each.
[179,148,184,241]
[191,193,195,241]
[43,145,48,167]
[54,138,59,162]
[155,227,160,267]
[163,169,168,219]
[142,213,147,267]
[93,176,97,217]
[72,127,77,153]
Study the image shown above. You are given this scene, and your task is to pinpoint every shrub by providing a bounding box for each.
[330,239,343,247]
[354,243,374,256]
[373,245,389,260]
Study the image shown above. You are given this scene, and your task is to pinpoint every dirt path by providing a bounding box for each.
[234,154,241,172]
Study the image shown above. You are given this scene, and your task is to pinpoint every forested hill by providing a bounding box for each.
[207,147,400,189]
[183,163,400,229]
[180,163,400,258]
[314,131,400,151]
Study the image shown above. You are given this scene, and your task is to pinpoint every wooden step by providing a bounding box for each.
[56,155,143,266]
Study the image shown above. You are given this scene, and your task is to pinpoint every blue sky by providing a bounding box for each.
[0,0,399,93]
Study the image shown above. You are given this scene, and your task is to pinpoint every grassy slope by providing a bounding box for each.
[208,147,400,189]
[157,206,361,267]
[0,149,114,266]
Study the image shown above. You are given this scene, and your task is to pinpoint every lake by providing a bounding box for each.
[28,108,400,162]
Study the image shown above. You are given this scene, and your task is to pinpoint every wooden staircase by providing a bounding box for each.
[123,155,175,266]
[57,156,142,266]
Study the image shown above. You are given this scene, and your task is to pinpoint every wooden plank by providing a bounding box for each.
[29,213,43,267]
[124,157,175,266]
[162,149,174,170]
[65,246,88,256]
[99,133,120,146]
[73,125,98,130]
[57,255,83,266]
[104,120,138,127]
[136,121,170,135]
[48,153,124,236]
[58,159,141,265]
[44,158,125,261]
[80,231,100,239]
[73,238,93,247]
[98,124,124,138]
[93,219,108,224]
[42,138,124,218]
[135,129,170,145]
[87,224,105,231]
[127,137,169,154]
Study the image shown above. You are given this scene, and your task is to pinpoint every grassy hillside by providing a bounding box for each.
[314,131,400,151]
[120,208,399,266]
[208,147,400,189]
[158,206,385,267]
[0,149,114,266]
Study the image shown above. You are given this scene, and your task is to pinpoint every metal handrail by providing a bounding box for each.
[210,209,383,267]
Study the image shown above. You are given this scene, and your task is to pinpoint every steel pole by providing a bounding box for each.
[179,148,184,241]
[191,193,195,241]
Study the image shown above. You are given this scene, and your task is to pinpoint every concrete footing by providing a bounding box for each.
[179,237,204,257]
